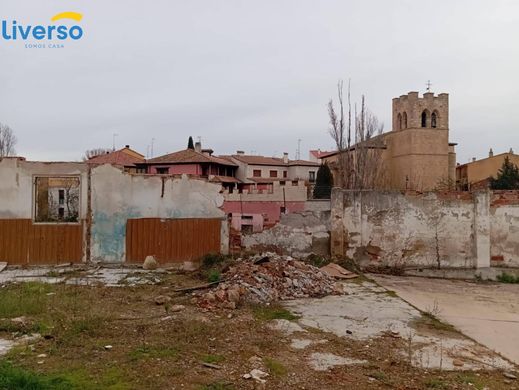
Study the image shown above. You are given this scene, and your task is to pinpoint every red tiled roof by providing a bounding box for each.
[147,149,237,166]
[209,175,241,183]
[225,154,318,167]
[87,148,145,167]
[309,150,334,159]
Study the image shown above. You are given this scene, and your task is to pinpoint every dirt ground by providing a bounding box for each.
[0,267,517,389]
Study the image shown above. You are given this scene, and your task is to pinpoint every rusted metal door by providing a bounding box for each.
[0,219,83,265]
[125,218,221,263]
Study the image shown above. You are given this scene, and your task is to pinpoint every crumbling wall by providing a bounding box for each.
[490,191,519,267]
[331,189,480,269]
[90,164,226,263]
[242,208,330,258]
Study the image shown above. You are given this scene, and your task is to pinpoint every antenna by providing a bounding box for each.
[112,133,118,151]
[296,139,301,160]
[151,138,155,158]
[426,80,432,92]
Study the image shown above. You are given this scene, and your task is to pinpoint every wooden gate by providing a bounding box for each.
[125,218,221,263]
[0,219,83,265]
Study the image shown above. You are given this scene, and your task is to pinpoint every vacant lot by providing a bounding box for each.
[0,268,516,389]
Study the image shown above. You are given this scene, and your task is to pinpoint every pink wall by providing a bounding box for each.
[224,201,306,230]
[149,164,201,175]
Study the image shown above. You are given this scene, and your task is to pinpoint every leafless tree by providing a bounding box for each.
[328,81,386,189]
[83,147,112,161]
[0,122,17,157]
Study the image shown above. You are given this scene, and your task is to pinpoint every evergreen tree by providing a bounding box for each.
[313,163,334,199]
[187,136,195,150]
[490,156,519,190]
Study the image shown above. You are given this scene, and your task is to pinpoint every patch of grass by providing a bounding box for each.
[263,357,287,376]
[198,382,234,390]
[0,282,54,318]
[69,316,105,337]
[0,361,72,390]
[497,272,519,283]
[207,269,221,283]
[368,371,386,381]
[128,346,178,361]
[425,377,448,389]
[420,312,454,332]
[252,304,298,321]
[201,354,224,364]
[456,374,487,390]
[201,253,227,269]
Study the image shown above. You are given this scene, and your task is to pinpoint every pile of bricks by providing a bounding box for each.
[196,253,344,310]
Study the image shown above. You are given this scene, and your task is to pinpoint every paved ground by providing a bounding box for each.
[370,275,519,365]
[284,280,514,371]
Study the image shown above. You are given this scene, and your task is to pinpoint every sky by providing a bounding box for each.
[1,0,518,163]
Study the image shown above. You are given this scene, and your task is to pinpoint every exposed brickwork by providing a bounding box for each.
[491,190,519,206]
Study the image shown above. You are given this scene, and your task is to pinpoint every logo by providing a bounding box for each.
[1,12,83,48]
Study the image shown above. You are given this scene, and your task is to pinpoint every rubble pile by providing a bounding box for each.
[197,253,343,309]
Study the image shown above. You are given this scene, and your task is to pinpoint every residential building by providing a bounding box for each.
[308,149,333,165]
[86,145,145,173]
[144,142,239,190]
[456,149,519,190]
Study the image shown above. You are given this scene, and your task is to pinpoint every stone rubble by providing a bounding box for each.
[197,253,344,309]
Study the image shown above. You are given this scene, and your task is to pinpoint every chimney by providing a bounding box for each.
[195,141,202,153]
[472,157,476,162]
[489,148,493,157]
[236,150,245,155]
[283,152,289,164]
[510,148,514,154]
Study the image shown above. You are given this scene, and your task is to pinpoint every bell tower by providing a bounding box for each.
[385,91,455,191]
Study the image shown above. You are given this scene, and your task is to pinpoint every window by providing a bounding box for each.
[156,167,169,174]
[280,181,285,186]
[58,189,65,205]
[421,111,427,128]
[269,170,277,178]
[283,171,287,178]
[34,177,80,223]
[309,171,316,182]
[397,113,402,130]
[403,112,407,128]
[253,169,261,177]
[431,111,437,128]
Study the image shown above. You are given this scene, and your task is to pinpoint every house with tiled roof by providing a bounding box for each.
[86,145,145,173]
[143,142,239,189]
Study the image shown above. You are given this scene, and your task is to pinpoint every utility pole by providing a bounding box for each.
[296,139,301,160]
[112,133,118,151]
[151,138,155,158]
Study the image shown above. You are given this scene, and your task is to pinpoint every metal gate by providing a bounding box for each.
[125,218,221,263]
[0,219,83,265]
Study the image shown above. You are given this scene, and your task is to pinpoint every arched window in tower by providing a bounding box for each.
[421,111,427,128]
[403,112,408,128]
[431,111,437,128]
[397,113,402,130]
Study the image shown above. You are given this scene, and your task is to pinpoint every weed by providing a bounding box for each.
[201,253,227,268]
[263,357,287,376]
[369,371,386,381]
[201,354,224,364]
[128,345,178,361]
[497,272,519,283]
[0,282,53,318]
[304,254,329,268]
[456,374,486,390]
[198,382,233,390]
[425,377,448,389]
[0,361,71,390]
[207,269,221,283]
[252,304,298,321]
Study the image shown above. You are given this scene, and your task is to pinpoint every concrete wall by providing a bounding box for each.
[0,158,88,220]
[331,189,493,269]
[490,191,519,267]
[242,208,330,258]
[90,164,226,263]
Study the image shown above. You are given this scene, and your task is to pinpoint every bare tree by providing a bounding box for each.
[328,81,386,189]
[0,122,17,157]
[83,148,112,161]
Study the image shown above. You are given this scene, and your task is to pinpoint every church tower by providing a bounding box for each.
[385,91,456,190]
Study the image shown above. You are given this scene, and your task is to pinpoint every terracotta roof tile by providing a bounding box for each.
[147,149,237,166]
[87,148,145,167]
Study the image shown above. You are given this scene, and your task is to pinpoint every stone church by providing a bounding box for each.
[323,91,457,191]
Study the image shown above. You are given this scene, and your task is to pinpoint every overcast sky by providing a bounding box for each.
[1,0,518,163]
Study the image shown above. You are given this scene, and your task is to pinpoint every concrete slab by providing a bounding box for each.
[284,280,514,371]
[370,274,519,365]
